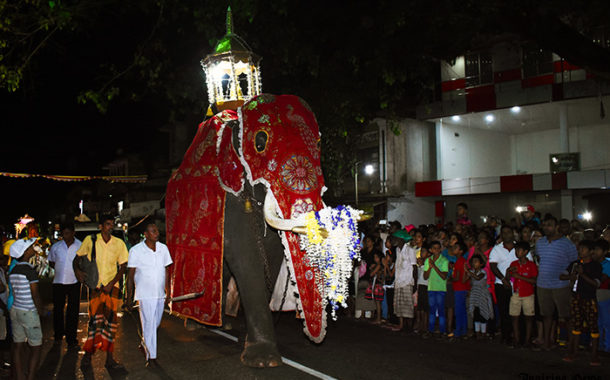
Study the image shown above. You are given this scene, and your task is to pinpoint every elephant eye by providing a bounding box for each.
[255,130,268,153]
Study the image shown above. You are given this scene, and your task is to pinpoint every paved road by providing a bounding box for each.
[16,281,610,379]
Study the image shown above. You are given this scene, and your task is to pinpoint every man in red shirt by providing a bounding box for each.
[506,241,538,348]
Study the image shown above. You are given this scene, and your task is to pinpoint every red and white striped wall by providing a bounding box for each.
[415,169,610,197]
[440,55,591,113]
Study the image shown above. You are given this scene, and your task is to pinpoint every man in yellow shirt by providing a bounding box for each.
[73,215,128,369]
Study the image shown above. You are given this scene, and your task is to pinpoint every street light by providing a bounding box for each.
[354,162,375,206]
[354,162,360,206]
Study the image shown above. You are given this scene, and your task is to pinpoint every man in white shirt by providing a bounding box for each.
[48,224,81,348]
[127,223,173,367]
[489,225,532,346]
[391,229,417,332]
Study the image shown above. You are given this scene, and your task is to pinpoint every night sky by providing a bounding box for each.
[0,8,175,227]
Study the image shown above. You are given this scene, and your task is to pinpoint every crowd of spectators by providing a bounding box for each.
[352,203,610,367]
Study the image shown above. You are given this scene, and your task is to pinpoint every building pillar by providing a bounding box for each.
[435,120,443,179]
[560,189,573,220]
[379,125,387,193]
[559,104,569,153]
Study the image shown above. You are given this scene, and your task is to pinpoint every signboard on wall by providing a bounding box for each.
[550,153,580,173]
[120,200,160,219]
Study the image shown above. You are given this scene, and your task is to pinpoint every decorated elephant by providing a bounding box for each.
[165,94,359,367]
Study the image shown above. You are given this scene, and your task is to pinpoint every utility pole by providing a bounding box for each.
[354,162,360,207]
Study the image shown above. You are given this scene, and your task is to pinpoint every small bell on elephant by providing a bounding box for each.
[243,197,253,213]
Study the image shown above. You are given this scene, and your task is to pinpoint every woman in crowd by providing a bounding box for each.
[355,236,379,320]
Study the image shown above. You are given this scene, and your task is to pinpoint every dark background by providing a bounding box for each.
[2,0,609,228]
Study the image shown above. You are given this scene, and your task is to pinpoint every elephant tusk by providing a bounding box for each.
[263,191,304,231]
[356,212,372,222]
[291,226,307,235]
[291,226,329,239]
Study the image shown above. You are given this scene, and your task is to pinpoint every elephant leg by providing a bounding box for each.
[223,193,283,368]
[221,264,237,329]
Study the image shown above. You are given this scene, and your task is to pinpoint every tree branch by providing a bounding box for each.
[21,25,59,70]
[97,1,165,93]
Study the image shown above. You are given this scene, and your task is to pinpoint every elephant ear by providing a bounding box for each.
[216,119,245,195]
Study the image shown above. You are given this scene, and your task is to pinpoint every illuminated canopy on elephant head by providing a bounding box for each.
[201,6,262,111]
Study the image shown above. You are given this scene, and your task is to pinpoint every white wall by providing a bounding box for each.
[513,129,560,174]
[576,123,610,170]
[387,193,436,227]
[513,123,610,174]
[438,122,512,179]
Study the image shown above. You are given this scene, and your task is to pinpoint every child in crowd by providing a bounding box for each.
[561,240,602,366]
[356,236,378,319]
[413,230,426,259]
[367,251,385,324]
[381,238,396,324]
[593,239,610,353]
[464,234,476,251]
[468,229,496,335]
[520,225,533,247]
[466,254,493,340]
[423,241,449,337]
[442,233,461,338]
[415,245,429,334]
[452,242,470,339]
[506,241,538,348]
[456,202,472,226]
[8,238,44,380]
[436,230,448,248]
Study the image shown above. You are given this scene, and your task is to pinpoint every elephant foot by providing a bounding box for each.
[222,321,233,331]
[183,318,200,331]
[240,340,283,368]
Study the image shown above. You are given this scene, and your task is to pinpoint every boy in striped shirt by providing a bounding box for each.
[8,238,43,380]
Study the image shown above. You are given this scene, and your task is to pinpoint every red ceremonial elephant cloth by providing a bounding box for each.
[165,110,240,326]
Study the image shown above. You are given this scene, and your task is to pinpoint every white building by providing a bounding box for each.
[375,38,610,226]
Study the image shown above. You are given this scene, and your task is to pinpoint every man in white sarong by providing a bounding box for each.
[127,223,173,368]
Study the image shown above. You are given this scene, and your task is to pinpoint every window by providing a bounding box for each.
[465,52,493,87]
[522,43,553,78]
[591,25,610,48]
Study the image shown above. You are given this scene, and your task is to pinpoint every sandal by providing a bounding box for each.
[545,344,557,352]
[105,360,125,370]
[562,356,574,363]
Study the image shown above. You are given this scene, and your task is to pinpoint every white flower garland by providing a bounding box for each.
[299,205,361,320]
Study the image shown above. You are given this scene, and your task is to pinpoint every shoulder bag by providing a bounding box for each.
[79,234,99,289]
